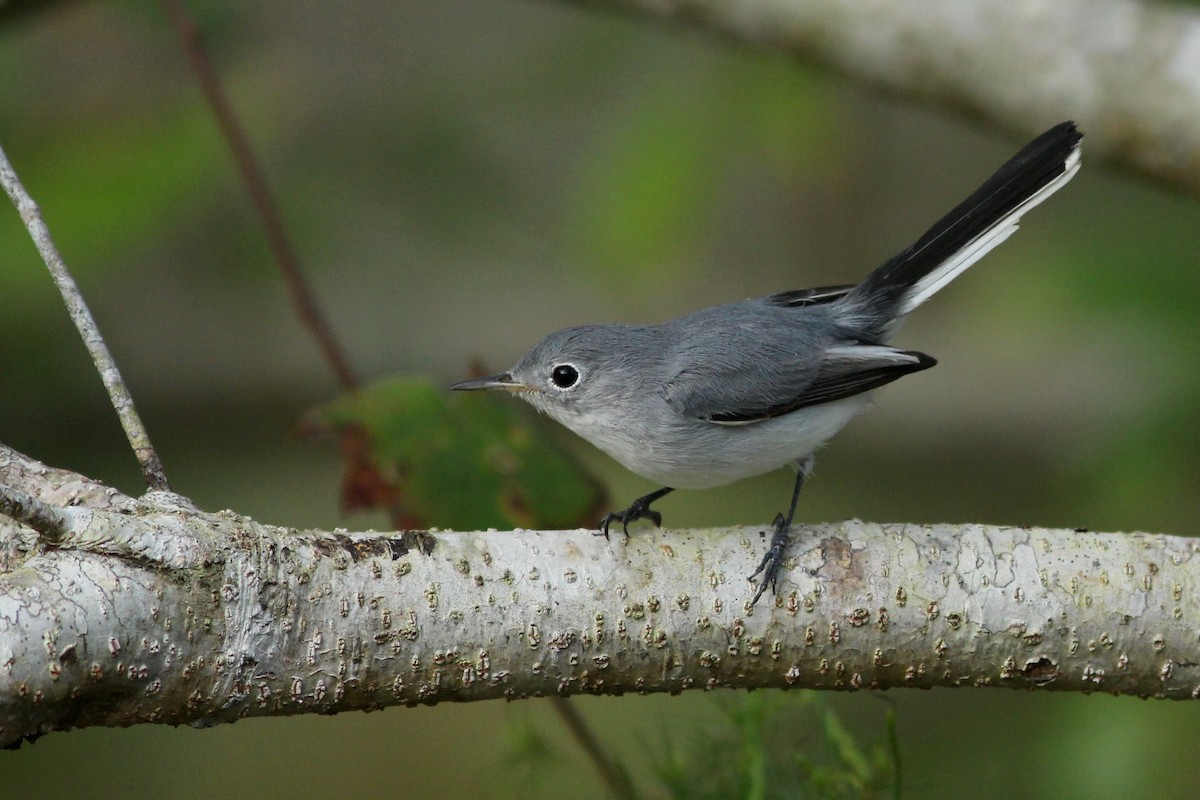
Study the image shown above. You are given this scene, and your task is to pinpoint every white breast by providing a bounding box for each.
[573,395,874,490]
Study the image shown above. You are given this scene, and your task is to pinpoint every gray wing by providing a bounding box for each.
[664,333,935,424]
[711,344,936,423]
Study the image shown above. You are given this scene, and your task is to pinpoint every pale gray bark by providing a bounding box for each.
[562,0,1200,195]
[2,443,1197,746]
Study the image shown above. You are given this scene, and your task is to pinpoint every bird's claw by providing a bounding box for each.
[749,512,791,607]
[598,502,663,540]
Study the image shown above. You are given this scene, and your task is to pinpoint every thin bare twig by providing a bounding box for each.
[549,697,639,800]
[0,143,171,492]
[159,7,630,789]
[158,9,633,787]
[160,0,359,390]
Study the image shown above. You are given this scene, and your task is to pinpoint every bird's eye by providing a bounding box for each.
[550,364,580,389]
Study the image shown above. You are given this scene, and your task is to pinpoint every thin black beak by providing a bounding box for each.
[449,372,527,392]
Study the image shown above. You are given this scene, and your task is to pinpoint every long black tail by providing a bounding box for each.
[840,122,1082,340]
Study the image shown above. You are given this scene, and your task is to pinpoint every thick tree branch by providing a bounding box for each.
[2,443,1197,747]
[564,0,1200,194]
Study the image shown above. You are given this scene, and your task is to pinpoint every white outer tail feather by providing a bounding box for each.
[896,144,1083,317]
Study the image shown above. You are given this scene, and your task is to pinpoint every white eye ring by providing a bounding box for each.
[550,363,580,390]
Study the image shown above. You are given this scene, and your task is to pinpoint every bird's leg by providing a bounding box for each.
[599,487,674,539]
[749,458,812,606]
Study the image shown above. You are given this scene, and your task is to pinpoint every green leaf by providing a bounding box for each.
[305,375,607,531]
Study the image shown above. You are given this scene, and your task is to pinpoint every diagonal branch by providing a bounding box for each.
[0,145,170,492]
[160,0,359,390]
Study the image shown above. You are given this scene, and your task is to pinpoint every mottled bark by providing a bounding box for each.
[2,444,1197,747]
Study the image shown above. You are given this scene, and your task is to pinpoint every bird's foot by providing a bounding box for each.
[598,498,663,540]
[749,512,791,607]
[597,487,674,539]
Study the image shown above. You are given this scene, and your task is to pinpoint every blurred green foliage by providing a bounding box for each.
[654,693,898,800]
[0,104,226,282]
[570,58,833,283]
[507,692,899,800]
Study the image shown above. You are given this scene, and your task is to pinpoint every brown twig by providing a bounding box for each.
[0,143,171,492]
[160,0,359,390]
[154,16,631,792]
[549,696,639,800]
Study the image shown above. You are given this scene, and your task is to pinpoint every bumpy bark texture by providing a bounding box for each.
[2,444,1197,747]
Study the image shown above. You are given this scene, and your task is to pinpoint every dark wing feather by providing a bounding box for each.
[662,300,936,425]
[701,346,935,423]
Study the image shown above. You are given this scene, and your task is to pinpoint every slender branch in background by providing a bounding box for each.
[158,1,412,524]
[885,700,903,800]
[548,697,639,800]
[0,143,171,492]
[159,4,635,789]
[160,0,359,390]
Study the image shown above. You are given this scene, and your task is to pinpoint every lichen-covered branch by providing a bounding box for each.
[2,444,1197,747]
[560,0,1200,195]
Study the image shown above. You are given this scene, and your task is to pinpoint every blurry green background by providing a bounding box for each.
[2,1,1199,797]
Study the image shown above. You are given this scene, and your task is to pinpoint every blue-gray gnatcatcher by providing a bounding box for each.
[452,122,1082,606]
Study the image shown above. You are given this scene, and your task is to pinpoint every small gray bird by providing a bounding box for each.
[452,122,1082,606]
